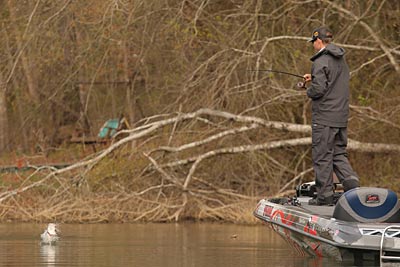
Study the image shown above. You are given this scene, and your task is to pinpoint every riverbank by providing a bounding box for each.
[0,188,260,224]
[0,149,262,223]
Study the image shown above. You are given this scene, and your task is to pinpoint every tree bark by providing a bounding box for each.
[0,73,8,152]
[7,0,40,103]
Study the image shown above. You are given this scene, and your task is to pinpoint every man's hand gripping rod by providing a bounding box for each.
[248,69,308,88]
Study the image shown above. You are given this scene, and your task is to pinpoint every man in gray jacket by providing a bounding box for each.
[303,26,360,205]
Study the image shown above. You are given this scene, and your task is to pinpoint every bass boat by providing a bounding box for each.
[253,182,400,265]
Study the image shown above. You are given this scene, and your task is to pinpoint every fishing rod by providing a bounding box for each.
[248,69,307,88]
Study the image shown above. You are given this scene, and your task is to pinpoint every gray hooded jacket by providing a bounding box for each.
[307,43,350,127]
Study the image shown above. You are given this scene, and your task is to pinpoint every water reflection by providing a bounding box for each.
[0,223,347,267]
[40,244,57,266]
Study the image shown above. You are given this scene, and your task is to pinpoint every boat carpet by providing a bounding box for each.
[297,197,335,217]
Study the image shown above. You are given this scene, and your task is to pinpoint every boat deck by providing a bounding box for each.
[297,196,335,217]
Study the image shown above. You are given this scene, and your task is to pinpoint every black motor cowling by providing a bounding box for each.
[333,187,400,223]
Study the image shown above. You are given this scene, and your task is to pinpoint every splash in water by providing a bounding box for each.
[40,223,60,244]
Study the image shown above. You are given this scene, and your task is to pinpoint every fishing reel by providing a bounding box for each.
[248,69,308,89]
[297,81,306,88]
[298,74,311,89]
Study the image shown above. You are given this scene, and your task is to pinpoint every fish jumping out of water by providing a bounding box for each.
[40,223,60,244]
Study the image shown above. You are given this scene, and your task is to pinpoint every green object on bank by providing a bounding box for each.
[98,119,120,138]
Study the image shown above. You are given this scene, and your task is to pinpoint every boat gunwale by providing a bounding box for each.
[254,198,400,252]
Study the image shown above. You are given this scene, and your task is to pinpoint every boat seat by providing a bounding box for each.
[333,187,400,223]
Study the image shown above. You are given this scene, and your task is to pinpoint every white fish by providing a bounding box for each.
[40,223,60,244]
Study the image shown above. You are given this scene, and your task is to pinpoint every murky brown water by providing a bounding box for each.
[0,223,361,266]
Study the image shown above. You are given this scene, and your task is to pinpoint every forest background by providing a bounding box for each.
[0,0,399,223]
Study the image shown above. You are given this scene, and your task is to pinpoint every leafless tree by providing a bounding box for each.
[0,0,399,222]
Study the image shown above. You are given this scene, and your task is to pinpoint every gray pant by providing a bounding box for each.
[312,124,359,200]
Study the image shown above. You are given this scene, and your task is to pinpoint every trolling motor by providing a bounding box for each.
[248,69,307,88]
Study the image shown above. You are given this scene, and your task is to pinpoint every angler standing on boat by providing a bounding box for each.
[303,26,360,206]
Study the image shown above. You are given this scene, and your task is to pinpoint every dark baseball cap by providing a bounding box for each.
[308,26,333,42]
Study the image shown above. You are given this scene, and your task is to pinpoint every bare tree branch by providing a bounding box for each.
[322,0,400,73]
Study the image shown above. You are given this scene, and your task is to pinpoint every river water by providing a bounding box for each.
[0,223,372,267]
